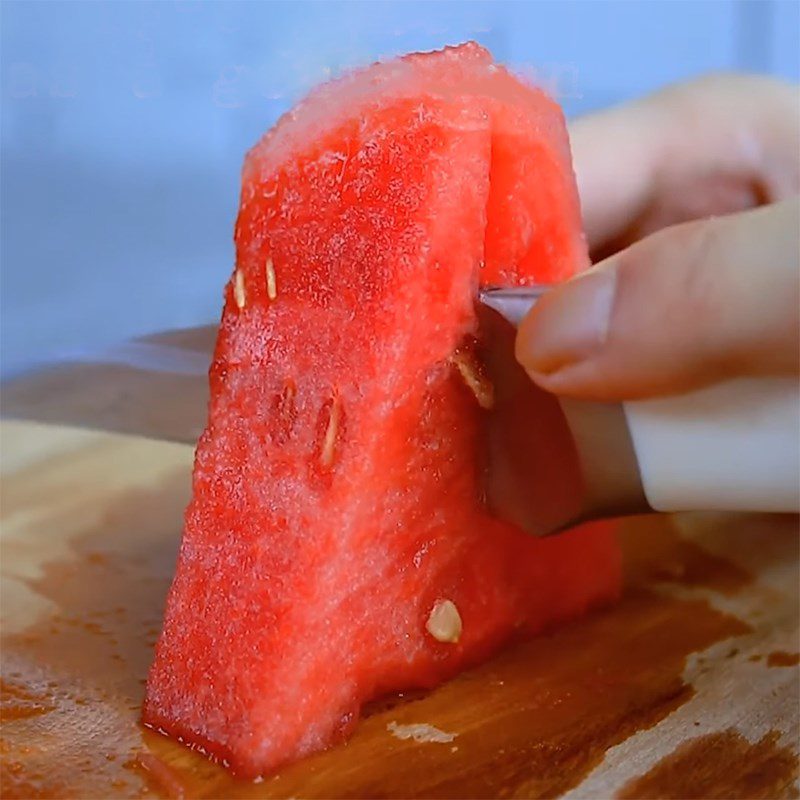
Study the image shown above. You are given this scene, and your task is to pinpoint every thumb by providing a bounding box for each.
[516,198,800,401]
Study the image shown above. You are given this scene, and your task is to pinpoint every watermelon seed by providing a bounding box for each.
[426,599,462,643]
[320,396,341,468]
[234,269,246,309]
[272,380,298,444]
[266,256,277,300]
[451,349,494,410]
[280,380,296,416]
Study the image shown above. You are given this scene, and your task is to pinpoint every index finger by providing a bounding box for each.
[569,74,800,253]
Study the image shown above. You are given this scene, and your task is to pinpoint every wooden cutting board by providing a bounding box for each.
[1,419,798,799]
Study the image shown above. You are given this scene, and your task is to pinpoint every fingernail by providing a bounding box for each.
[516,268,616,375]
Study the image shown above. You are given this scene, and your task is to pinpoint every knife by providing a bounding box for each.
[1,326,215,445]
[478,287,649,536]
[2,290,797,537]
[479,286,800,535]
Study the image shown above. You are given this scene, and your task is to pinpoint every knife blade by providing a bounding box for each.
[0,293,554,449]
[1,326,216,445]
[478,285,551,326]
[5,287,791,535]
[1,291,648,537]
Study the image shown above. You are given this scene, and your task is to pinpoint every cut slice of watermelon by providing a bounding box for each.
[144,42,619,778]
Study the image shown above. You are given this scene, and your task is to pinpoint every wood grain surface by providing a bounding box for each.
[1,419,798,799]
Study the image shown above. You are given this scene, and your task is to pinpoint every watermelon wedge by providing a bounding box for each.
[144,42,620,778]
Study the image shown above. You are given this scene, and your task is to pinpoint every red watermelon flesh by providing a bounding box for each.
[402,44,589,285]
[144,43,619,778]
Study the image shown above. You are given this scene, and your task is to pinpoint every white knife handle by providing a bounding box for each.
[624,376,800,513]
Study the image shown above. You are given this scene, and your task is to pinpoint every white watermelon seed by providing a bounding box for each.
[320,397,341,468]
[426,599,462,643]
[234,269,246,309]
[266,256,277,300]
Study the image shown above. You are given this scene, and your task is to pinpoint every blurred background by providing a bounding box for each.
[1,0,798,377]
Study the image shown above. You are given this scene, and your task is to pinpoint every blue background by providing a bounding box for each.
[2,0,798,376]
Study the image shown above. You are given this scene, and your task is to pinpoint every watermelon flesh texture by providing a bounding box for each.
[144,43,619,778]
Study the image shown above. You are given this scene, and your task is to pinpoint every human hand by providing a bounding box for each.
[517,74,800,401]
